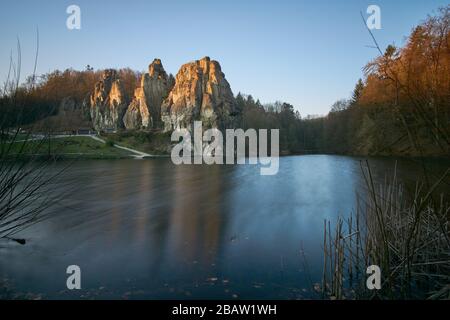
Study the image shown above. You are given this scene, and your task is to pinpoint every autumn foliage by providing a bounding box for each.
[302,6,450,156]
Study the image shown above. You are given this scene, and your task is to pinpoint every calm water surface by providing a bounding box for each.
[0,155,448,299]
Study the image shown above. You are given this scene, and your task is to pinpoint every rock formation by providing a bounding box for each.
[90,69,128,131]
[123,59,174,130]
[88,57,240,132]
[161,56,240,132]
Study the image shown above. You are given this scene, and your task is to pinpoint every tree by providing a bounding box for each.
[330,99,350,113]
[351,79,364,105]
[0,45,69,243]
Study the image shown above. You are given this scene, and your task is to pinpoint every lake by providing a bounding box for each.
[0,155,448,299]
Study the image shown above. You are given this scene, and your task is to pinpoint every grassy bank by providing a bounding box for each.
[101,131,172,156]
[8,136,133,159]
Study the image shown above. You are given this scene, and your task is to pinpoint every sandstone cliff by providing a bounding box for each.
[89,57,240,132]
[90,70,128,131]
[123,59,174,130]
[161,56,240,131]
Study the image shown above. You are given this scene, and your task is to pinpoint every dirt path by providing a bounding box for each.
[89,135,152,159]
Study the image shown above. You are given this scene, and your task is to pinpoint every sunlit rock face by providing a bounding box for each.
[161,56,240,132]
[90,69,128,131]
[90,58,239,132]
[123,59,174,130]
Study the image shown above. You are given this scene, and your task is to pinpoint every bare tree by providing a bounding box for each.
[0,37,70,244]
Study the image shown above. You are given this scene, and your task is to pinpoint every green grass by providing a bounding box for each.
[102,131,172,155]
[8,136,133,159]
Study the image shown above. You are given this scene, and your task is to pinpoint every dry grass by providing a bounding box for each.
[321,161,450,299]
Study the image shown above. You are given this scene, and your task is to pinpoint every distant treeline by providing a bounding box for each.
[0,67,140,127]
[242,7,449,157]
[1,7,448,157]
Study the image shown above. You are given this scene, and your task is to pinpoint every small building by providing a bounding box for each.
[103,128,117,134]
[77,128,94,135]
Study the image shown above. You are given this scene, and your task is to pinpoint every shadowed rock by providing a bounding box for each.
[123,59,174,130]
[161,56,240,132]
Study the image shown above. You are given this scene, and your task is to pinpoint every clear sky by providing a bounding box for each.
[0,0,447,116]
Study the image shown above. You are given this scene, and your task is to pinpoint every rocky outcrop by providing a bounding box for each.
[161,56,240,132]
[58,95,91,122]
[122,93,143,130]
[90,69,128,131]
[123,59,174,130]
[88,57,240,132]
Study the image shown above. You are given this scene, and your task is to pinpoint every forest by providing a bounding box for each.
[240,6,449,157]
[1,7,448,157]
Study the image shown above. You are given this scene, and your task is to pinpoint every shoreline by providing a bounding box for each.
[6,153,449,161]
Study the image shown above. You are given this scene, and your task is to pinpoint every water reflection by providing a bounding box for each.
[0,156,448,299]
[166,165,228,268]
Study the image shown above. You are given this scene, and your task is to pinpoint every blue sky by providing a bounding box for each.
[0,0,447,115]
